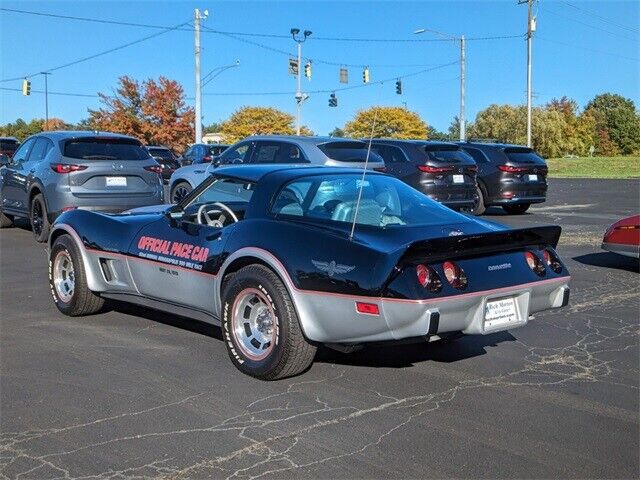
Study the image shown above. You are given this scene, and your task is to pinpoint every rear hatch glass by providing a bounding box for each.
[504,147,546,165]
[64,137,151,160]
[421,145,474,164]
[0,140,19,153]
[318,141,383,163]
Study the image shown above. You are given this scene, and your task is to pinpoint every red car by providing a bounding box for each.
[602,215,640,258]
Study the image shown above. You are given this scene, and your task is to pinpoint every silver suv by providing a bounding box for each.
[0,131,164,242]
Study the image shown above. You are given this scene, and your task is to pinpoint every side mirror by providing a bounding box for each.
[212,155,221,168]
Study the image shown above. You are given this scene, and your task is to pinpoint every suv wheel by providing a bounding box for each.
[502,203,530,215]
[171,181,192,204]
[472,186,486,216]
[30,193,50,242]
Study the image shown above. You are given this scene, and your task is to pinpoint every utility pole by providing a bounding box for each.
[459,36,465,141]
[194,8,208,144]
[522,0,535,147]
[291,28,311,136]
[41,72,51,129]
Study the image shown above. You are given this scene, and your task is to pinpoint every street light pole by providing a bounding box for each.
[41,72,51,129]
[525,0,534,147]
[414,27,465,141]
[291,28,311,136]
[194,8,208,144]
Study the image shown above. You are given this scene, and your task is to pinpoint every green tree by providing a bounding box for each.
[426,125,451,141]
[219,106,312,143]
[0,118,45,141]
[344,106,428,139]
[584,93,640,154]
[204,122,222,134]
[328,127,345,138]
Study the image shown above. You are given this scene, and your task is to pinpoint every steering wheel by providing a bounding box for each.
[197,202,239,227]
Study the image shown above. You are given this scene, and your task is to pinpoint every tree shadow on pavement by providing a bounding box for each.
[573,252,639,274]
[316,331,516,369]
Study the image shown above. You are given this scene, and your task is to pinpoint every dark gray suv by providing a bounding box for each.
[0,131,164,241]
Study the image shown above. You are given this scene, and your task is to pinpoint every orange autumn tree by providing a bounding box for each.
[89,76,194,152]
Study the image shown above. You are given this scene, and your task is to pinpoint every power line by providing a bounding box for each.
[201,60,458,96]
[559,0,638,34]
[311,34,524,42]
[0,20,191,83]
[536,36,638,62]
[540,5,637,42]
[0,87,103,98]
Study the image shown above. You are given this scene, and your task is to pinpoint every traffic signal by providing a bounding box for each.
[363,67,369,83]
[304,62,312,80]
[22,79,31,96]
[328,92,337,107]
[395,79,402,95]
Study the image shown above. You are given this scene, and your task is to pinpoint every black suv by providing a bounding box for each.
[146,145,181,182]
[458,142,548,215]
[368,139,478,211]
[178,143,229,166]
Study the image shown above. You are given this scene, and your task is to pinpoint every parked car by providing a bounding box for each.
[168,136,386,203]
[0,137,20,160]
[458,141,548,215]
[0,131,164,242]
[146,145,181,183]
[368,139,477,211]
[602,214,639,258]
[178,143,230,166]
[48,164,570,380]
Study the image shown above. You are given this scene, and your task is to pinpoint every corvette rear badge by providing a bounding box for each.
[312,260,355,277]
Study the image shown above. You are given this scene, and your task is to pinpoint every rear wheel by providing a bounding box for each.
[170,181,192,204]
[502,203,530,215]
[49,234,104,316]
[30,193,50,242]
[472,186,486,215]
[0,210,13,228]
[222,264,316,380]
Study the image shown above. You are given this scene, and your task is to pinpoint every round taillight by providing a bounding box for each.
[416,264,442,292]
[442,261,467,290]
[543,248,562,273]
[524,251,545,276]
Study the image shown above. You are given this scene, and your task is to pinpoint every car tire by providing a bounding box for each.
[30,193,50,242]
[222,264,316,380]
[49,234,104,316]
[502,203,530,215]
[0,210,13,228]
[472,186,486,216]
[170,181,192,204]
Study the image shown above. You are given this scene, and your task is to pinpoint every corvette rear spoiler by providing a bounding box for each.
[399,225,562,265]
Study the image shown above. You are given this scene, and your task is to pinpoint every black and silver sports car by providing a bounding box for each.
[47,165,570,380]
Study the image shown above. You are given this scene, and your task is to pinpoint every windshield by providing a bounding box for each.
[64,137,151,160]
[317,141,383,163]
[272,174,463,228]
[148,148,175,160]
[422,146,473,163]
[188,177,256,207]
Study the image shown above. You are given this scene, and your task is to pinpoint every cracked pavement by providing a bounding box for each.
[1,178,638,479]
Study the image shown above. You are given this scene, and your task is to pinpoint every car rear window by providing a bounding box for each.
[504,147,545,163]
[317,141,383,163]
[147,148,175,160]
[0,140,19,152]
[421,145,473,163]
[64,137,151,160]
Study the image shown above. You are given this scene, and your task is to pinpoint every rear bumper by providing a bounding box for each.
[418,184,477,209]
[491,196,546,205]
[292,276,570,343]
[489,181,547,205]
[602,242,640,258]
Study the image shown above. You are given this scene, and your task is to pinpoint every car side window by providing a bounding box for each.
[253,142,280,164]
[277,143,308,163]
[221,143,250,164]
[28,138,53,163]
[386,146,407,163]
[183,147,193,158]
[464,147,489,164]
[11,138,36,164]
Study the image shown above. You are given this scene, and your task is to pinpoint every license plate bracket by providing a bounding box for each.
[106,176,127,187]
[484,297,518,330]
[452,174,464,184]
[528,174,538,181]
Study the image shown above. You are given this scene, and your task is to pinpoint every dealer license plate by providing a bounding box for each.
[106,176,127,187]
[528,174,538,181]
[452,174,464,184]
[484,297,518,329]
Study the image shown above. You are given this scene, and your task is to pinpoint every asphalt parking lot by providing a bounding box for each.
[1,178,638,479]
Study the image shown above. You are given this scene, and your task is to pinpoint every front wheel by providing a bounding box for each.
[222,265,316,380]
[502,203,530,215]
[30,193,50,242]
[471,186,486,215]
[49,234,104,316]
[170,181,192,204]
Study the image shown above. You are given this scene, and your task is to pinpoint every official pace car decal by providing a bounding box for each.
[136,236,209,271]
[311,260,355,277]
